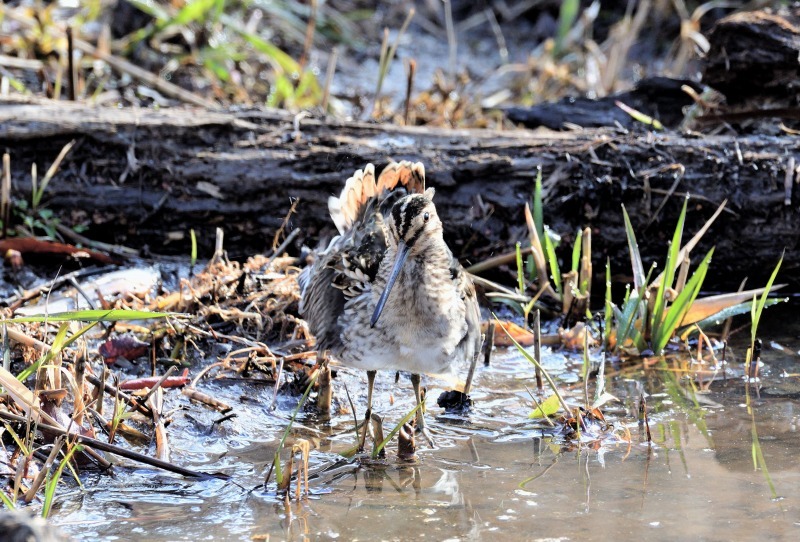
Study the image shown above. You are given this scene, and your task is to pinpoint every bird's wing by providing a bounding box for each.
[298,242,346,351]
[453,259,484,366]
[301,161,425,351]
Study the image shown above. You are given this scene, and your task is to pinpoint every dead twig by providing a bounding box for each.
[2,265,112,310]
[85,374,151,417]
[147,388,170,462]
[0,410,220,479]
[182,387,232,413]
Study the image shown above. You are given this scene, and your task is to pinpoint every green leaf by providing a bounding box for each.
[17,321,100,382]
[654,248,713,353]
[616,289,642,347]
[543,227,561,295]
[621,205,646,290]
[571,228,582,274]
[687,297,786,332]
[372,402,423,459]
[2,309,173,324]
[528,393,560,418]
[42,443,83,518]
[752,254,783,344]
[554,0,579,55]
[190,229,198,268]
[526,253,536,282]
[533,168,544,242]
[651,197,688,350]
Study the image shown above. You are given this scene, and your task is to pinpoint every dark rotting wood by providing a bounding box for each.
[703,6,800,104]
[0,97,797,289]
[505,77,701,130]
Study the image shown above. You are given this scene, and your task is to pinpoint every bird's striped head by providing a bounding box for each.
[387,187,440,252]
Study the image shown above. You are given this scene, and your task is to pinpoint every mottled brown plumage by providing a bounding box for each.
[298,161,482,443]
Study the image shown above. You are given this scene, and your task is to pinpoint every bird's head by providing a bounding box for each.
[387,188,441,252]
[371,188,441,327]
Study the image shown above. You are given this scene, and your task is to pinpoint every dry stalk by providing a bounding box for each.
[148,388,170,462]
[321,47,339,113]
[0,5,215,107]
[524,202,560,300]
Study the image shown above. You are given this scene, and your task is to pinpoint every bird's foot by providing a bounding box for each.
[357,409,373,453]
[417,425,436,448]
[415,414,437,448]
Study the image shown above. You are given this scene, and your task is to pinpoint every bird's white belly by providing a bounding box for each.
[343,334,453,374]
[338,301,463,375]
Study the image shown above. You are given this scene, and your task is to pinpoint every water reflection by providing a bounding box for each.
[52,307,800,541]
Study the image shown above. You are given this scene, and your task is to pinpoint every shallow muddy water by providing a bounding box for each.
[50,301,800,541]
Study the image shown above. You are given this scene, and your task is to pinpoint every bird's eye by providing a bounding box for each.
[423,212,430,222]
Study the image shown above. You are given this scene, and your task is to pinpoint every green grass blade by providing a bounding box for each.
[543,227,562,295]
[616,290,642,348]
[533,168,544,242]
[688,297,786,332]
[489,296,525,317]
[621,205,646,290]
[0,484,15,509]
[271,368,320,485]
[42,443,83,518]
[371,402,422,459]
[3,422,30,456]
[616,100,664,130]
[190,229,198,268]
[554,0,579,55]
[571,228,582,274]
[651,197,688,349]
[2,309,173,324]
[374,8,415,108]
[515,242,525,295]
[751,418,778,499]
[526,254,536,282]
[751,254,783,344]
[170,0,218,28]
[17,322,69,382]
[654,248,713,353]
[494,314,572,416]
[220,13,304,77]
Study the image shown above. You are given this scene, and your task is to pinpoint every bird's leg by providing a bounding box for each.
[358,370,377,453]
[411,373,435,447]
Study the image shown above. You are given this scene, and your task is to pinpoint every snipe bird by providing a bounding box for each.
[298,161,482,444]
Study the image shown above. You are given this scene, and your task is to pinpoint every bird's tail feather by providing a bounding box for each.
[329,161,426,234]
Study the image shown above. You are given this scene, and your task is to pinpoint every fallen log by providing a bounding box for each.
[504,77,701,130]
[703,6,800,105]
[0,97,797,288]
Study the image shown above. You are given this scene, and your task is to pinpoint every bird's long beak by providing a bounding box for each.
[370,241,410,328]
